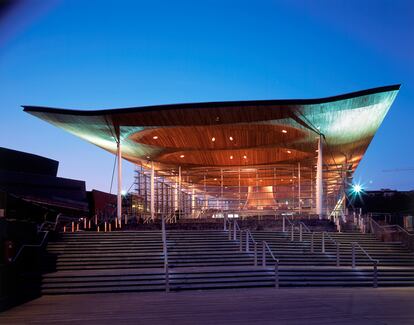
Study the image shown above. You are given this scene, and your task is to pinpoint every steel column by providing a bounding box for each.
[117,140,122,223]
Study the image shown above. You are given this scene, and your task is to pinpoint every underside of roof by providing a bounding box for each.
[23,85,400,191]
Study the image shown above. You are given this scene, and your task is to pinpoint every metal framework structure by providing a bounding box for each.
[23,85,400,220]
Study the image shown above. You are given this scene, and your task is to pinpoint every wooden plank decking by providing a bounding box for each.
[1,287,414,324]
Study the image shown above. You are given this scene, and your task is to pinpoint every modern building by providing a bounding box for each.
[0,147,88,219]
[23,85,400,220]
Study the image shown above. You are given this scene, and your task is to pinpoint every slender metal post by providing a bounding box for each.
[336,243,340,267]
[245,231,250,252]
[290,223,294,242]
[239,230,243,252]
[224,217,227,231]
[282,216,286,232]
[274,262,279,288]
[117,139,122,223]
[311,232,314,253]
[233,221,237,240]
[322,232,325,253]
[161,215,169,292]
[254,242,258,266]
[228,224,232,240]
[262,242,266,267]
[352,243,356,269]
[373,261,378,288]
[299,223,303,242]
[165,262,170,292]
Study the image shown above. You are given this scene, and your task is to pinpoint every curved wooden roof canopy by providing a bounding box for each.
[23,85,400,189]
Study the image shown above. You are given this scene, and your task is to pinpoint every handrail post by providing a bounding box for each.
[282,217,286,232]
[290,224,294,242]
[254,242,258,266]
[373,261,378,288]
[336,243,340,267]
[311,232,314,253]
[246,231,250,252]
[352,243,356,269]
[262,242,266,267]
[165,262,170,292]
[322,232,325,253]
[299,223,303,242]
[161,215,169,293]
[224,217,227,231]
[233,221,237,240]
[239,230,243,252]
[274,262,279,288]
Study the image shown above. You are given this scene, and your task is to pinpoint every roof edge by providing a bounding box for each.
[22,84,401,116]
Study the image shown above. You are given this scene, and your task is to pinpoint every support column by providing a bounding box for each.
[238,168,241,212]
[178,166,181,219]
[117,140,122,223]
[150,161,155,220]
[316,134,323,218]
[204,173,207,210]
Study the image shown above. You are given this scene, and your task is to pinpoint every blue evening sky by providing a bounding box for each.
[0,0,413,192]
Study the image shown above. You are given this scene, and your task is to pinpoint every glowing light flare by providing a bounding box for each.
[352,184,363,194]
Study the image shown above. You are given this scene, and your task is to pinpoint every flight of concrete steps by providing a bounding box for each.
[254,231,414,287]
[41,229,414,295]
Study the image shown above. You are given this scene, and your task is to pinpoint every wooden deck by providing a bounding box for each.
[1,287,413,324]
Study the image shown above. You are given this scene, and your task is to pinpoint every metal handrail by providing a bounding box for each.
[297,222,311,242]
[369,217,414,251]
[245,229,258,266]
[262,240,280,288]
[224,217,231,232]
[351,241,379,288]
[321,232,341,267]
[233,219,241,241]
[282,216,295,241]
[12,230,49,264]
[298,222,311,233]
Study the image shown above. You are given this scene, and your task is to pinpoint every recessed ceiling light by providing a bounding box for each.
[152,135,158,139]
[146,156,150,159]
[230,155,233,159]
[243,155,247,159]
[229,136,233,141]
[211,137,216,142]
[282,129,287,133]
[214,178,217,181]
[180,154,185,158]
[287,150,291,154]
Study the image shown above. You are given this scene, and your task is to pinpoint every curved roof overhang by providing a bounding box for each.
[23,85,400,189]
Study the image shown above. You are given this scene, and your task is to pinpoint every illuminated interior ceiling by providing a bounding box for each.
[23,85,399,191]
